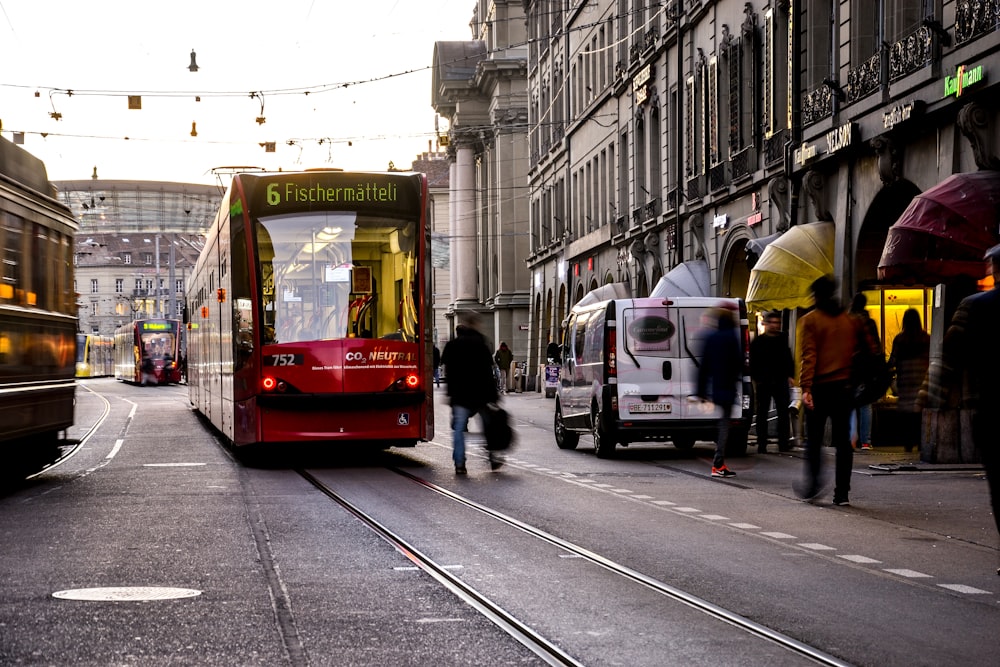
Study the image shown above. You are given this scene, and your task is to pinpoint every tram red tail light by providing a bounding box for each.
[261,376,293,393]
[387,374,421,391]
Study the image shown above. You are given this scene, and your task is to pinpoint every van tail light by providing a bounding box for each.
[606,328,617,379]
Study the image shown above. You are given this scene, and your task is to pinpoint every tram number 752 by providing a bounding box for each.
[265,354,303,366]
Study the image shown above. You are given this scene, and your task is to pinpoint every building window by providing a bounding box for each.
[90,278,98,294]
[115,279,123,293]
[135,279,142,291]
[175,279,184,293]
[91,301,99,316]
[144,253,153,265]
[123,253,132,265]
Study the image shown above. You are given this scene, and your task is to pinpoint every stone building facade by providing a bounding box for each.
[432,0,532,371]
[515,1,1000,460]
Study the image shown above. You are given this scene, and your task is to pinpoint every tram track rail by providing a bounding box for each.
[27,381,113,479]
[298,466,853,667]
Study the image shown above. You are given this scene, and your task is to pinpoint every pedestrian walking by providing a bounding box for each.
[940,244,1000,574]
[696,306,743,478]
[849,293,883,450]
[432,345,441,387]
[749,310,795,453]
[887,308,929,452]
[441,313,501,474]
[797,275,878,506]
[494,342,514,394]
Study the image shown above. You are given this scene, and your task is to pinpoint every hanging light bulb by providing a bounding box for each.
[188,50,199,72]
[190,122,198,137]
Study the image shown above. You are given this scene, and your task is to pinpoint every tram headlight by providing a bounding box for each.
[405,373,419,388]
[262,376,276,391]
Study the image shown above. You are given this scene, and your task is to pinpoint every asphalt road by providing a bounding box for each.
[0,379,995,666]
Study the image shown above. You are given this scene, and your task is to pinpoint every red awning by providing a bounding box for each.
[879,170,1000,282]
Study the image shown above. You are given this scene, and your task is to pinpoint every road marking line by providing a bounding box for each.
[702,515,730,521]
[883,568,932,578]
[651,500,676,506]
[761,531,796,539]
[610,488,633,493]
[798,543,836,551]
[838,555,881,564]
[632,495,654,499]
[937,584,990,594]
[674,507,701,513]
[729,522,760,529]
[105,439,124,460]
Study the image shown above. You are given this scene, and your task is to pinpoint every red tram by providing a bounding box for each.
[0,137,78,477]
[186,170,433,450]
[113,319,182,385]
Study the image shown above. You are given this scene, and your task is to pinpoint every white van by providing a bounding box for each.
[554,284,752,458]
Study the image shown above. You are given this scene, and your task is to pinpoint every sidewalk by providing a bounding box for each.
[465,386,996,550]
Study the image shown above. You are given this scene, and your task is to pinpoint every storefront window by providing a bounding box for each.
[863,287,933,353]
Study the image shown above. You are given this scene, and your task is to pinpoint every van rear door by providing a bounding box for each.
[615,303,682,422]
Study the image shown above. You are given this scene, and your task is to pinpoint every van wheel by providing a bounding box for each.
[554,401,579,449]
[673,436,696,451]
[592,408,616,458]
[726,427,749,457]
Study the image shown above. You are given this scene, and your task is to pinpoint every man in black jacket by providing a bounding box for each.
[750,311,795,453]
[941,243,1000,574]
[441,312,500,474]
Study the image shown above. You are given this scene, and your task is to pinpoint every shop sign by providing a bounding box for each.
[633,64,653,105]
[712,213,728,229]
[793,141,821,167]
[825,122,855,153]
[944,64,985,98]
[883,100,923,130]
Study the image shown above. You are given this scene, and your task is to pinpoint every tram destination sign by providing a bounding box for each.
[244,172,423,217]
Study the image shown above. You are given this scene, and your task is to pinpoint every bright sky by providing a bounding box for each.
[0,0,473,185]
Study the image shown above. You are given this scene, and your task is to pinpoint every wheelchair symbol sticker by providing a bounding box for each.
[397,413,410,426]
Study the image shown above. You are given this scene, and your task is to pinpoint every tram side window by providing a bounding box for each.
[1,212,22,303]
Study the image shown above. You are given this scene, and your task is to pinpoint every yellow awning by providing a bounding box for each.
[746,222,835,311]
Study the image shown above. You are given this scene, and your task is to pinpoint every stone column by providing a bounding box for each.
[453,143,478,305]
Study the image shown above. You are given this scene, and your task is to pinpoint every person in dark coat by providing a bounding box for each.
[750,310,795,453]
[849,292,884,450]
[432,345,441,387]
[441,312,501,474]
[887,308,929,452]
[940,243,1000,574]
[697,307,743,478]
[797,276,878,506]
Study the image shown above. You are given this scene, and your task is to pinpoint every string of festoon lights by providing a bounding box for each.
[2,49,446,154]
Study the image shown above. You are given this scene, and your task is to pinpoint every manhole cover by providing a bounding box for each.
[52,587,202,601]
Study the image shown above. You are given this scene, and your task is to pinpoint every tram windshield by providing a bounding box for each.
[255,211,419,344]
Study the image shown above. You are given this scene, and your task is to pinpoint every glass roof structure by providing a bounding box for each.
[53,180,224,235]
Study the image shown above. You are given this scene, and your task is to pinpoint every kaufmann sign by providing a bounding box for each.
[943,64,985,98]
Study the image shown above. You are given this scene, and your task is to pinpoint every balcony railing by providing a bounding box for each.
[686,176,704,202]
[956,0,1000,45]
[847,51,881,103]
[802,85,834,126]
[731,147,755,180]
[764,129,787,167]
[709,162,729,192]
[889,25,934,81]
